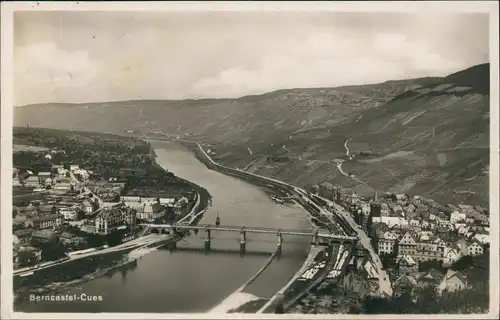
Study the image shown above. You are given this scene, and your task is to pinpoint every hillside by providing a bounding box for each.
[15,63,490,205]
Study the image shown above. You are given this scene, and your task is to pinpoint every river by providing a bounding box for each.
[19,140,311,313]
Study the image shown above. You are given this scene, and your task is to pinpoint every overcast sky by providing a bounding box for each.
[14,11,489,106]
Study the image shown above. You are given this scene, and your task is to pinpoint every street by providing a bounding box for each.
[324,199,393,297]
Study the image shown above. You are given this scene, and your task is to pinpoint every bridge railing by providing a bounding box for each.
[138,223,357,241]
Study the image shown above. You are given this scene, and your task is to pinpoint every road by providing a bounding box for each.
[14,234,169,276]
[317,197,393,297]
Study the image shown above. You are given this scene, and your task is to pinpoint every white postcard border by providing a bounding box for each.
[1,1,499,319]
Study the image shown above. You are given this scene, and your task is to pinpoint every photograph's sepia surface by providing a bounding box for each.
[1,1,499,319]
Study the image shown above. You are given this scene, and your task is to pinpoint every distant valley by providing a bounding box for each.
[15,63,490,205]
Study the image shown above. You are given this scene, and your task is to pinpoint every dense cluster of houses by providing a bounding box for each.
[307,181,490,299]
[12,163,100,268]
[13,162,91,191]
[12,157,197,269]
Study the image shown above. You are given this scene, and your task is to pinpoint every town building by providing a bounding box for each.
[24,214,62,229]
[413,239,445,263]
[14,246,42,267]
[81,199,94,214]
[438,269,468,294]
[417,268,444,287]
[397,232,418,257]
[59,232,86,246]
[392,274,418,299]
[466,239,484,256]
[395,254,418,277]
[31,229,56,243]
[95,207,136,235]
[24,176,40,187]
[370,192,381,218]
[443,245,462,266]
[52,182,72,192]
[13,228,34,245]
[59,207,78,221]
[450,211,466,224]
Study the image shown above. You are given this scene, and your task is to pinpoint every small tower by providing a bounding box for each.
[370,191,381,218]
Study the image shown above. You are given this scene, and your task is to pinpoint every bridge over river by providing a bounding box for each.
[139,223,358,256]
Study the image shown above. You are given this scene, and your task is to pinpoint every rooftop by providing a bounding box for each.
[32,229,55,239]
[31,214,60,222]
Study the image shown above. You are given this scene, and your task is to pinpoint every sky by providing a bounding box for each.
[14,11,489,106]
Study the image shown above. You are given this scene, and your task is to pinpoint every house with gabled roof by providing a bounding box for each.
[454,237,469,256]
[392,274,419,298]
[397,231,418,257]
[450,211,466,224]
[13,228,34,245]
[438,269,468,294]
[466,239,484,256]
[31,229,56,243]
[81,199,94,214]
[417,268,444,287]
[360,257,379,280]
[396,254,418,276]
[409,218,421,228]
[473,233,489,245]
[443,245,462,266]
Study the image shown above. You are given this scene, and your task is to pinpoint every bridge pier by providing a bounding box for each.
[240,231,246,255]
[168,240,177,251]
[204,228,211,254]
[311,228,319,246]
[276,233,283,258]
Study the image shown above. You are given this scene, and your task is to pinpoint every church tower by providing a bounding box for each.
[370,191,381,218]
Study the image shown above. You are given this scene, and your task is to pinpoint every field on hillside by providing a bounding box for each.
[14,64,490,205]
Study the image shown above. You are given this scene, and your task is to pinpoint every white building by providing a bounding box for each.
[466,240,484,256]
[373,216,409,228]
[52,182,72,192]
[60,207,78,221]
[474,233,489,245]
[443,246,462,265]
[121,196,141,202]
[450,211,466,224]
[378,231,398,255]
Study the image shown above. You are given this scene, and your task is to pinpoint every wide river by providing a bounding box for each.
[22,140,311,313]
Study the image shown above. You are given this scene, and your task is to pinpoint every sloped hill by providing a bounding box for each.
[14,63,490,205]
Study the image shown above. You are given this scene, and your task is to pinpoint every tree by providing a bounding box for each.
[418,259,444,272]
[40,240,67,261]
[12,207,19,218]
[451,255,475,271]
[274,302,284,314]
[86,233,105,248]
[76,209,86,221]
[414,286,439,314]
[105,230,124,246]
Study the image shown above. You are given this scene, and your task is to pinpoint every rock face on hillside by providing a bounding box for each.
[15,63,490,205]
